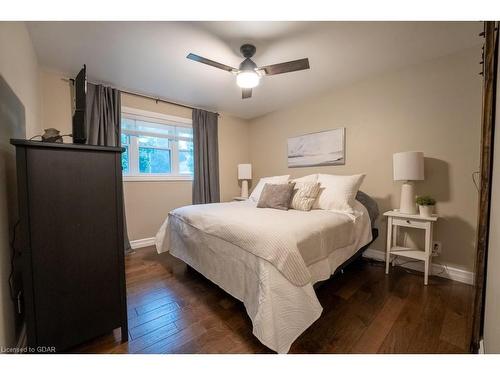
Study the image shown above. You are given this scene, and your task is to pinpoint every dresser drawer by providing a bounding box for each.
[392,217,429,229]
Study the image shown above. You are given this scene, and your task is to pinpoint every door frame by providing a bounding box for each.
[471,20,499,353]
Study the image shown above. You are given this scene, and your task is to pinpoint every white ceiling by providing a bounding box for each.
[27,21,482,119]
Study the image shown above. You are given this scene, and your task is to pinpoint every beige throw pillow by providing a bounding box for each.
[290,181,321,211]
[257,183,296,210]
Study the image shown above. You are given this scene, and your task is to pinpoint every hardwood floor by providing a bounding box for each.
[72,246,474,354]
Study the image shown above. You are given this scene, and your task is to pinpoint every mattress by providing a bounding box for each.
[155,200,372,353]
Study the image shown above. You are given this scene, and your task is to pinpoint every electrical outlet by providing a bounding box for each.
[432,241,442,255]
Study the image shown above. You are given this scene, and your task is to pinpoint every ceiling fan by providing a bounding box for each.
[187,44,310,99]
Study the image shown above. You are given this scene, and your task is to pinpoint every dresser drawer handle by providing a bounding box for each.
[406,220,411,224]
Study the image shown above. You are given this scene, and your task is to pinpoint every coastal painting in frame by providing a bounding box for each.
[287,128,345,167]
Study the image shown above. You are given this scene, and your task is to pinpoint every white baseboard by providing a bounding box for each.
[130,237,156,249]
[362,248,474,285]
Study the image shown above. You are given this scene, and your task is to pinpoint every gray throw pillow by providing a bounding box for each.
[257,183,296,210]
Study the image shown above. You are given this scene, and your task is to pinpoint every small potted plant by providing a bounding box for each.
[416,195,436,217]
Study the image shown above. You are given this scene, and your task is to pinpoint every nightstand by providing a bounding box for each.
[383,210,439,285]
[233,197,248,201]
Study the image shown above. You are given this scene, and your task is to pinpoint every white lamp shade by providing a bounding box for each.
[393,152,424,181]
[238,164,252,180]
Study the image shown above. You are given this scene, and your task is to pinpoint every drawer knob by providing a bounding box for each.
[406,220,411,224]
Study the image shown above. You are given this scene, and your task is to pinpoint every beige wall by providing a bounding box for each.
[248,47,482,271]
[40,69,73,135]
[0,22,40,347]
[38,71,251,241]
[218,114,251,200]
[1,23,40,138]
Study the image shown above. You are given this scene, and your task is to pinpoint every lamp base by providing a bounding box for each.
[399,182,417,214]
[241,180,249,198]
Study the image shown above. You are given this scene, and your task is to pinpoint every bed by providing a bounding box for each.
[155,191,378,353]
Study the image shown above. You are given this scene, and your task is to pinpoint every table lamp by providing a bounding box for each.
[393,151,424,214]
[238,164,252,198]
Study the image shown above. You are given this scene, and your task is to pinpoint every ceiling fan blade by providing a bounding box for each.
[242,88,252,99]
[259,58,310,76]
[187,53,236,72]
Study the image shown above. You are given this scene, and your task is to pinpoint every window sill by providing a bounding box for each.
[123,175,193,182]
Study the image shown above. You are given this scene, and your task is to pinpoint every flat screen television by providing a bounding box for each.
[72,65,87,144]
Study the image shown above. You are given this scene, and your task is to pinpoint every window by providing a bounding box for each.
[121,107,193,181]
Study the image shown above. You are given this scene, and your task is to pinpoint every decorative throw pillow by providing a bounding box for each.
[249,175,290,202]
[290,181,321,211]
[313,173,366,213]
[257,183,296,210]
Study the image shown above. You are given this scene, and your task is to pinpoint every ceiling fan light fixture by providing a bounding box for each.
[236,71,260,88]
[187,44,310,99]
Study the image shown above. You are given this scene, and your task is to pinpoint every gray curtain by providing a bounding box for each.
[86,83,132,253]
[192,109,220,204]
[85,84,120,146]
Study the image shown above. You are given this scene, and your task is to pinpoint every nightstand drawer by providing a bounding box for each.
[392,217,429,229]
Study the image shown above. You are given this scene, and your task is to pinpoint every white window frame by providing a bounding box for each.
[121,106,193,182]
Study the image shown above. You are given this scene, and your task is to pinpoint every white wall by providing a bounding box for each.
[483,43,500,354]
[0,22,40,348]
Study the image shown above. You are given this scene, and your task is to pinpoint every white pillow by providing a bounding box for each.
[291,174,318,184]
[313,173,366,213]
[249,175,290,202]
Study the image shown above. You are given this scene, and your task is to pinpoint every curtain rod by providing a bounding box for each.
[61,77,220,116]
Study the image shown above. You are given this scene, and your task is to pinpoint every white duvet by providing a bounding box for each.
[155,200,372,353]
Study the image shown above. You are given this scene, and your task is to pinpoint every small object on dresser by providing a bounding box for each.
[416,195,436,217]
[41,128,64,143]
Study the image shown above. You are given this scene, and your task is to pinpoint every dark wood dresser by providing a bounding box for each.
[11,139,128,352]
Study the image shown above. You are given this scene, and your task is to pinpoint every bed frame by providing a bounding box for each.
[314,227,379,289]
